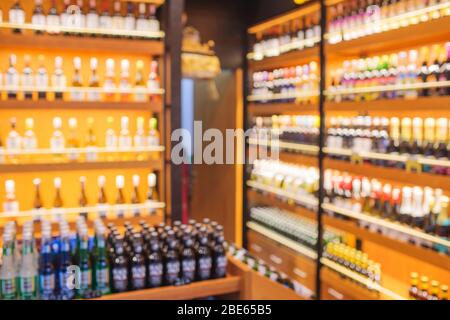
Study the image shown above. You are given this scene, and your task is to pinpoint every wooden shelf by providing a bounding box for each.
[0,159,162,173]
[325,96,450,116]
[0,100,163,112]
[279,151,318,168]
[247,188,317,222]
[93,275,241,300]
[326,16,450,58]
[0,32,164,55]
[248,47,319,71]
[247,103,317,116]
[323,214,450,271]
[324,157,450,192]
[248,139,319,154]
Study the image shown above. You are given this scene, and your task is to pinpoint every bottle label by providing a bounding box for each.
[131,265,146,289]
[181,258,196,280]
[50,137,65,151]
[147,79,160,91]
[19,276,36,298]
[85,147,97,162]
[10,9,25,24]
[148,263,163,287]
[97,204,108,218]
[46,15,60,27]
[105,135,118,148]
[134,136,147,148]
[39,273,55,294]
[148,20,160,33]
[147,136,160,147]
[214,255,227,278]
[112,17,124,30]
[59,270,75,298]
[134,87,147,102]
[112,267,128,291]
[86,13,99,28]
[136,19,149,31]
[165,260,180,283]
[87,90,100,101]
[3,201,19,213]
[1,278,16,299]
[22,137,37,150]
[6,136,21,150]
[80,269,91,289]
[124,17,135,30]
[118,136,132,148]
[96,268,109,291]
[35,72,48,90]
[197,257,212,280]
[32,14,46,26]
[99,16,112,29]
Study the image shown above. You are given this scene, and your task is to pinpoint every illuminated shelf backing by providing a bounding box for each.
[0,86,165,95]
[0,146,165,156]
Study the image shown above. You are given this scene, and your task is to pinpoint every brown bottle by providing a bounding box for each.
[79,176,89,219]
[32,178,44,221]
[52,177,64,221]
[97,175,108,219]
[115,175,126,218]
[131,175,141,217]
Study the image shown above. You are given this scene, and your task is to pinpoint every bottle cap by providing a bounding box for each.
[55,56,63,68]
[98,175,106,187]
[53,117,62,129]
[25,117,34,129]
[33,178,41,186]
[116,175,125,188]
[5,180,15,193]
[90,57,98,70]
[132,174,140,187]
[147,173,156,187]
[80,176,86,184]
[68,117,77,128]
[54,177,62,188]
[73,57,82,69]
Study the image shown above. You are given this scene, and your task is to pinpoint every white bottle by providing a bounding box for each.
[135,3,148,31]
[123,1,136,32]
[31,0,46,28]
[6,54,19,99]
[51,177,63,221]
[147,60,160,91]
[75,0,86,30]
[118,116,132,149]
[0,233,17,300]
[111,0,124,31]
[3,180,19,213]
[52,56,67,100]
[134,117,146,148]
[22,55,34,100]
[147,4,160,33]
[46,0,61,34]
[71,57,84,101]
[103,58,116,100]
[99,0,113,30]
[88,57,100,101]
[36,55,49,100]
[9,0,25,28]
[146,173,157,215]
[67,117,79,161]
[60,0,71,29]
[50,117,65,152]
[119,59,131,99]
[22,118,38,151]
[105,116,118,149]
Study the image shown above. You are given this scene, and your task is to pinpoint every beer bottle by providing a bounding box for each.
[418,276,429,300]
[79,176,89,219]
[130,234,146,290]
[93,227,110,297]
[110,237,129,293]
[147,232,164,288]
[441,285,448,300]
[131,175,142,217]
[212,235,227,279]
[408,272,419,299]
[428,280,440,300]
[180,233,196,284]
[76,228,92,299]
[164,230,180,285]
[56,229,75,300]
[195,230,212,281]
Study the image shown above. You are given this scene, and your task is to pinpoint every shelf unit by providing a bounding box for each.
[245,0,450,300]
[0,0,171,228]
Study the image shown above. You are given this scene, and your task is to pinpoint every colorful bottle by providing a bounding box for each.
[0,233,17,299]
[32,178,44,221]
[111,0,124,31]
[6,118,21,164]
[104,58,116,101]
[52,177,64,221]
[75,228,92,298]
[71,57,84,101]
[93,226,110,296]
[147,4,160,32]
[79,176,89,219]
[39,227,56,300]
[17,232,38,300]
[146,172,158,215]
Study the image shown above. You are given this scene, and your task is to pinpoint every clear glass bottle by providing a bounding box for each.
[36,55,48,100]
[103,58,116,101]
[21,55,34,100]
[6,54,19,100]
[6,117,21,164]
[85,117,97,162]
[52,56,66,100]
[71,57,84,101]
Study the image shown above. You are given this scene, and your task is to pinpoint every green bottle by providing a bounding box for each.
[17,233,37,300]
[93,227,110,297]
[0,233,17,300]
[76,228,92,299]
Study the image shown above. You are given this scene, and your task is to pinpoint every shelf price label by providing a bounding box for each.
[350,152,363,165]
[405,157,422,173]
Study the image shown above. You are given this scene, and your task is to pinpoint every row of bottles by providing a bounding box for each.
[250,12,321,60]
[251,62,319,104]
[409,272,448,300]
[250,159,319,209]
[0,54,161,102]
[328,43,450,102]
[250,207,339,250]
[227,243,313,298]
[328,0,450,44]
[323,241,381,290]
[2,173,159,219]
[324,169,450,250]
[0,217,226,300]
[252,115,320,146]
[5,0,160,36]
[326,116,450,175]
[0,116,160,163]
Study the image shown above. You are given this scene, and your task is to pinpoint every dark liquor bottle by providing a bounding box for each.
[433,118,449,175]
[110,237,129,293]
[411,187,425,229]
[418,47,430,97]
[164,230,180,285]
[39,231,56,300]
[399,187,413,225]
[422,118,436,173]
[195,230,212,281]
[130,234,146,290]
[408,272,419,299]
[180,233,196,284]
[147,232,163,288]
[410,117,423,157]
[212,235,227,279]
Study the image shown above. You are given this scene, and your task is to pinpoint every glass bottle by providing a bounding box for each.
[164,230,180,285]
[71,57,84,101]
[22,55,34,100]
[67,117,80,162]
[32,178,44,221]
[130,234,146,290]
[88,57,100,101]
[39,230,56,300]
[408,272,419,299]
[147,4,160,32]
[46,0,60,35]
[124,1,136,35]
[50,117,65,161]
[97,175,108,218]
[6,54,19,100]
[0,233,17,299]
[111,237,128,293]
[85,117,97,162]
[119,59,131,101]
[111,0,124,32]
[9,0,25,33]
[52,56,66,100]
[212,234,227,279]
[147,232,163,288]
[146,172,158,215]
[147,60,160,101]
[134,60,147,102]
[196,231,212,281]
[79,176,89,219]
[52,177,64,221]
[147,117,160,149]
[99,0,113,32]
[57,229,75,300]
[6,118,21,164]
[3,180,19,213]
[75,228,92,298]
[115,175,126,218]
[17,233,37,300]
[22,118,37,161]
[86,0,100,32]
[105,116,118,161]
[104,58,116,101]
[180,233,196,284]
[93,227,110,296]
[36,55,48,100]
[417,276,429,300]
[136,3,148,32]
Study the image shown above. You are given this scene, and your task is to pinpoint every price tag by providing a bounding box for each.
[406,157,422,173]
[350,152,363,165]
